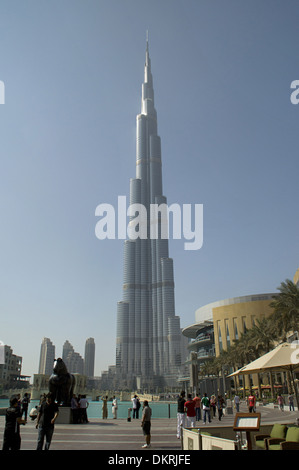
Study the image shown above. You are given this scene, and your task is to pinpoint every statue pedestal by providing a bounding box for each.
[56,406,72,424]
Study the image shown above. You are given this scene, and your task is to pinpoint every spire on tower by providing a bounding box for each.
[142,30,155,116]
[145,30,150,67]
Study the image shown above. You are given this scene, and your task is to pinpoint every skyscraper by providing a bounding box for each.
[116,38,182,389]
[62,340,84,374]
[38,338,55,376]
[84,337,95,378]
[62,340,74,364]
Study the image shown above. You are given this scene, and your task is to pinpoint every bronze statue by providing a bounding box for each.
[49,358,75,406]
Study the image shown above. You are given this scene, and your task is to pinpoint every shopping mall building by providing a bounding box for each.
[181,268,299,395]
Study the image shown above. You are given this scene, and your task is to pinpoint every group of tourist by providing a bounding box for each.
[177,391,227,439]
[131,394,141,419]
[2,392,59,451]
[245,391,295,412]
[2,389,297,450]
[70,394,89,424]
[2,392,31,424]
[100,395,118,419]
[73,393,141,421]
[100,394,141,421]
[177,390,297,440]
[100,394,151,448]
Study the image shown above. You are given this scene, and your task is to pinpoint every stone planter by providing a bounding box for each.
[182,428,201,450]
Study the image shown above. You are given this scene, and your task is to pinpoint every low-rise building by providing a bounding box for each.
[0,344,30,392]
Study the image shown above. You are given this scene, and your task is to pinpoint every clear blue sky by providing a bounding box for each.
[0,0,298,379]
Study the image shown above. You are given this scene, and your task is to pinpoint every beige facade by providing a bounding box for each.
[182,267,299,391]
[213,295,275,356]
[191,294,276,358]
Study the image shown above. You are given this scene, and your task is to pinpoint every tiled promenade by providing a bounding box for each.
[0,402,298,451]
[0,416,181,451]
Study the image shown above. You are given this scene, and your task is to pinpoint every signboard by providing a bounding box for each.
[233,412,261,450]
[233,413,261,431]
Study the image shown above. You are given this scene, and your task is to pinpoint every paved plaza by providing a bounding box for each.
[0,402,298,452]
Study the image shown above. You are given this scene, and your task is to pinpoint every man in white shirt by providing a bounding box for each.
[79,395,89,423]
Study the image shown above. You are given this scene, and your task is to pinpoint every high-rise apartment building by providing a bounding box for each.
[84,337,95,378]
[38,337,55,375]
[62,340,74,364]
[62,340,84,375]
[116,39,182,388]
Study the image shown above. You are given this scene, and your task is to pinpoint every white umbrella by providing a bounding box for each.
[228,342,299,375]
[228,342,299,405]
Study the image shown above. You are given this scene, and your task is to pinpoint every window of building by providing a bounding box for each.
[218,324,223,352]
[233,318,239,340]
[226,320,230,348]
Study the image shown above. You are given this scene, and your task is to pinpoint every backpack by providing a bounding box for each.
[202,396,210,409]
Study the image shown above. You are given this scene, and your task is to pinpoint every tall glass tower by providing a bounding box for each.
[84,337,95,378]
[38,338,55,376]
[116,38,182,389]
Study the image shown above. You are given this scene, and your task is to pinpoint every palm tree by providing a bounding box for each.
[269,279,299,395]
[249,316,278,356]
[270,279,299,341]
[198,279,299,397]
[233,331,256,364]
[199,360,216,378]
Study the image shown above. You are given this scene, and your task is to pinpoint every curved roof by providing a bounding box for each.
[195,293,276,324]
[182,320,213,339]
[183,293,277,339]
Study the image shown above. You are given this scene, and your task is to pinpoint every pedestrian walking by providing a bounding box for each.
[21,393,30,422]
[141,400,152,448]
[36,393,59,450]
[193,393,201,421]
[201,393,211,424]
[248,391,256,413]
[217,395,224,421]
[234,394,240,413]
[176,391,186,439]
[288,394,295,411]
[210,394,217,417]
[277,394,284,411]
[185,394,196,428]
[2,397,26,450]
